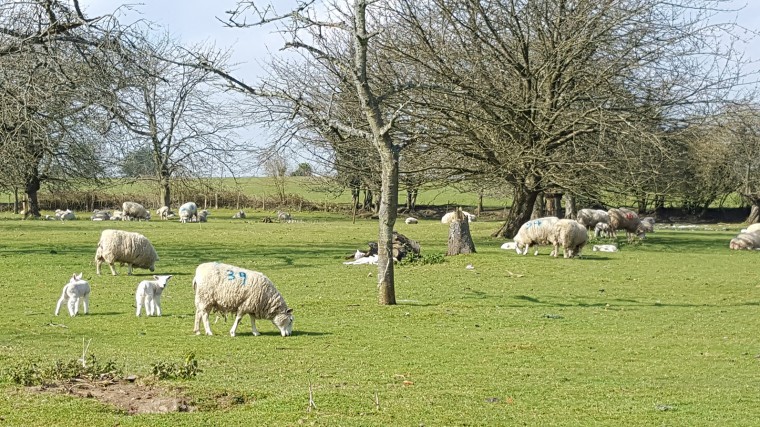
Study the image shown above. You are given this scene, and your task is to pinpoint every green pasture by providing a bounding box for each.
[0,212,759,426]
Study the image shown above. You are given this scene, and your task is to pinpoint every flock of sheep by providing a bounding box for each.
[55,213,295,337]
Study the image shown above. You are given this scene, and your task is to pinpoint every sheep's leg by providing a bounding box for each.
[230,312,244,337]
[193,308,203,334]
[154,295,161,317]
[202,311,213,335]
[249,314,260,336]
[82,295,89,314]
[96,259,102,275]
[68,299,77,316]
[108,262,117,276]
[145,297,153,316]
[126,264,133,275]
[55,296,66,316]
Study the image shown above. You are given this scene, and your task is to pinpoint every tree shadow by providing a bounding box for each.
[511,294,760,309]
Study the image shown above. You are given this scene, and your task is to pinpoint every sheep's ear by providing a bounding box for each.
[153,275,160,280]
[166,275,173,280]
[286,308,294,314]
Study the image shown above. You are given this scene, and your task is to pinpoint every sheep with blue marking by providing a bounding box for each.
[192,262,294,337]
[513,216,559,255]
[179,202,198,223]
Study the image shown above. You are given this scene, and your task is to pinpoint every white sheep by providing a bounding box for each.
[110,210,125,221]
[594,222,613,238]
[91,210,110,221]
[95,229,159,276]
[232,210,246,219]
[729,232,760,250]
[639,216,655,236]
[156,206,174,220]
[745,223,760,234]
[576,209,609,231]
[179,202,198,223]
[548,219,588,258]
[122,201,150,221]
[592,244,619,252]
[198,209,209,222]
[441,210,476,224]
[135,275,173,317]
[55,273,90,316]
[192,262,294,337]
[55,209,76,221]
[513,216,559,255]
[608,208,645,242]
[277,210,291,222]
[405,217,418,224]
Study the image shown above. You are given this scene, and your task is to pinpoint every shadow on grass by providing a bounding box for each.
[512,294,760,308]
[231,330,331,337]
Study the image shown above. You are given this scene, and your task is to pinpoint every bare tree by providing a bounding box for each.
[261,152,289,204]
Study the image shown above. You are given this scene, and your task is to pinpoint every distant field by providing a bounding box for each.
[0,214,759,425]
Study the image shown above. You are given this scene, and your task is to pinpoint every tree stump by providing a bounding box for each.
[447,208,476,256]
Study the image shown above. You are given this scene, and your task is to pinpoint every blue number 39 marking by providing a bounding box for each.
[226,270,248,286]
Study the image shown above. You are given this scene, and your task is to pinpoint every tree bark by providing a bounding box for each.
[492,183,540,238]
[161,176,171,208]
[447,208,476,255]
[532,192,545,219]
[376,148,398,305]
[746,195,760,223]
[24,173,41,219]
[564,194,576,219]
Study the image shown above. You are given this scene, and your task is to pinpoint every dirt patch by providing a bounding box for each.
[31,377,196,414]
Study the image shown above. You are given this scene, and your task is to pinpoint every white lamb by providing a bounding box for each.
[95,229,159,275]
[179,202,198,223]
[232,210,246,219]
[594,222,613,238]
[405,217,419,224]
[56,209,76,221]
[135,275,173,317]
[277,210,291,222]
[192,262,294,337]
[441,210,476,224]
[91,210,110,221]
[576,209,609,231]
[513,216,559,255]
[122,201,150,221]
[55,273,91,316]
[548,219,588,258]
[110,210,125,221]
[156,206,173,220]
[729,232,760,250]
[745,223,760,234]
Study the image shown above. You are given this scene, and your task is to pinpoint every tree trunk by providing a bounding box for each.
[363,189,373,211]
[477,191,484,216]
[545,192,562,217]
[161,177,171,208]
[492,183,540,238]
[532,192,545,219]
[13,187,19,214]
[746,196,760,224]
[564,194,576,219]
[376,149,398,305]
[24,174,42,219]
[447,208,476,255]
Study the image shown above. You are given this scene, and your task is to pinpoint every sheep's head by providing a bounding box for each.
[70,272,83,283]
[273,308,294,337]
[153,275,173,289]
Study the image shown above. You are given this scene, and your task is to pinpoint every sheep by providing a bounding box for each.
[592,244,619,252]
[639,216,655,236]
[405,217,419,224]
[179,202,198,223]
[122,201,150,221]
[55,209,76,221]
[594,222,613,238]
[55,273,90,316]
[198,209,209,223]
[729,232,760,250]
[232,210,246,219]
[576,208,609,231]
[441,210,476,224]
[608,208,645,242]
[135,275,173,317]
[95,229,159,276]
[513,216,559,255]
[745,223,760,234]
[192,262,294,337]
[156,206,174,220]
[110,210,125,221]
[548,219,588,258]
[91,209,110,221]
[277,210,291,222]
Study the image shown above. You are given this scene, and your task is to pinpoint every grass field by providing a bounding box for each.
[0,212,759,426]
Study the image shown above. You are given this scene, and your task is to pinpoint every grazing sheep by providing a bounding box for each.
[110,210,125,221]
[122,202,150,221]
[198,209,209,223]
[441,210,476,224]
[91,210,110,221]
[135,275,173,317]
[638,216,655,236]
[729,232,760,250]
[232,210,246,219]
[576,209,610,231]
[745,223,760,234]
[95,229,159,276]
[513,216,560,255]
[192,262,294,337]
[156,206,174,220]
[179,202,198,223]
[55,273,90,316]
[594,222,613,238]
[608,208,645,242]
[548,219,588,258]
[405,217,419,224]
[277,210,291,222]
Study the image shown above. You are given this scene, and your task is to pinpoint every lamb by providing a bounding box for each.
[607,208,645,242]
[513,216,559,255]
[91,209,110,221]
[122,201,150,221]
[405,217,419,224]
[277,210,291,222]
[135,275,173,317]
[729,232,760,250]
[55,273,90,316]
[55,209,76,221]
[192,262,294,337]
[110,210,125,221]
[156,206,174,220]
[232,210,246,219]
[594,222,613,238]
[178,202,198,223]
[441,210,476,224]
[548,219,588,258]
[198,209,209,222]
[95,229,159,276]
[576,209,609,231]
